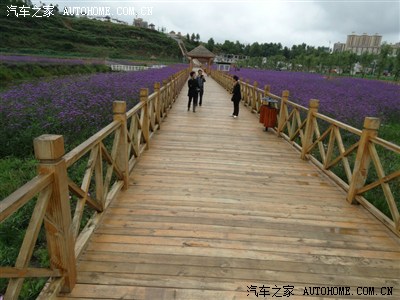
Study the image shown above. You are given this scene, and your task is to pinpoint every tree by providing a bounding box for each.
[376,44,391,79]
[206,38,215,52]
[234,41,244,54]
[195,33,200,42]
[221,40,235,53]
[344,51,358,74]
[359,52,375,77]
[249,42,262,57]
[290,43,307,59]
[190,33,196,42]
[392,48,400,81]
[282,46,290,60]
[303,54,316,72]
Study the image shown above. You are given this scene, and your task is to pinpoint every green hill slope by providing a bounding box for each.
[0,5,182,60]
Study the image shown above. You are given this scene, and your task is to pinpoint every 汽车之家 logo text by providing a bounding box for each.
[5,5,152,18]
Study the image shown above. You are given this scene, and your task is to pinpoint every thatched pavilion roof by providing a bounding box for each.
[187,45,215,58]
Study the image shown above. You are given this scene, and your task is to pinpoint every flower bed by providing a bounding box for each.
[229,69,400,127]
[0,64,187,157]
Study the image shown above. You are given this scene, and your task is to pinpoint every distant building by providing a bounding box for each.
[214,53,248,64]
[345,33,381,54]
[133,18,148,28]
[213,53,248,72]
[333,42,345,52]
[148,23,155,30]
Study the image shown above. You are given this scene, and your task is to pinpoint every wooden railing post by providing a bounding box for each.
[154,82,161,128]
[240,79,245,103]
[173,75,178,100]
[245,79,250,105]
[262,85,271,114]
[168,79,173,107]
[252,81,258,112]
[277,90,290,136]
[140,88,150,150]
[301,99,320,160]
[162,79,169,114]
[347,117,381,204]
[113,101,129,188]
[33,134,76,293]
[264,85,270,97]
[223,73,227,89]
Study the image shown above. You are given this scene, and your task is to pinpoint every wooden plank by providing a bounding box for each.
[57,283,399,300]
[95,224,398,249]
[84,242,399,271]
[0,267,61,278]
[73,272,400,299]
[75,260,399,287]
[99,218,393,241]
[106,204,377,224]
[104,207,383,228]
[80,252,400,278]
[87,235,400,260]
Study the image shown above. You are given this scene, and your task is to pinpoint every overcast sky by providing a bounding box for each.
[32,0,400,48]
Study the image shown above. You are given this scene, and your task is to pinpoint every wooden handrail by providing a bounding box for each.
[0,67,190,299]
[211,69,400,236]
[0,174,53,222]
[64,121,121,167]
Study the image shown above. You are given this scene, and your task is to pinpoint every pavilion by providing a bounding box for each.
[186,45,215,74]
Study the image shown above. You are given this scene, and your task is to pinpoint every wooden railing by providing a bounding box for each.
[0,68,189,300]
[211,69,400,236]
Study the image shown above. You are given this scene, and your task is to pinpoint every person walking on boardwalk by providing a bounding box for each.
[187,71,199,112]
[231,75,241,118]
[197,69,206,106]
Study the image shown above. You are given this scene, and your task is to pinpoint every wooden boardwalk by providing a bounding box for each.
[56,75,400,300]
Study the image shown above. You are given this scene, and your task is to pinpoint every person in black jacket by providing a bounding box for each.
[187,71,199,112]
[197,69,206,106]
[231,75,241,118]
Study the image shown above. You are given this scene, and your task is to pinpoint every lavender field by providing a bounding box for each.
[229,68,400,129]
[0,64,186,157]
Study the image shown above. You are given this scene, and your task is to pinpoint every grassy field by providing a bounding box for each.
[0,61,111,88]
[0,5,182,59]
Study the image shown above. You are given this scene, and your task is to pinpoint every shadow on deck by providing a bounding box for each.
[56,75,400,300]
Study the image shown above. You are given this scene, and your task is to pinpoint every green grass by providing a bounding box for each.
[0,10,182,60]
[0,156,42,299]
[0,63,111,89]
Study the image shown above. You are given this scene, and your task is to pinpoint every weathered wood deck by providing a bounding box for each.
[56,75,400,300]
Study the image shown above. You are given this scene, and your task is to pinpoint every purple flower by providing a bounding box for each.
[0,64,186,156]
[229,68,400,128]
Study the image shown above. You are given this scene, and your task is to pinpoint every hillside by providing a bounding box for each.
[0,7,183,60]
